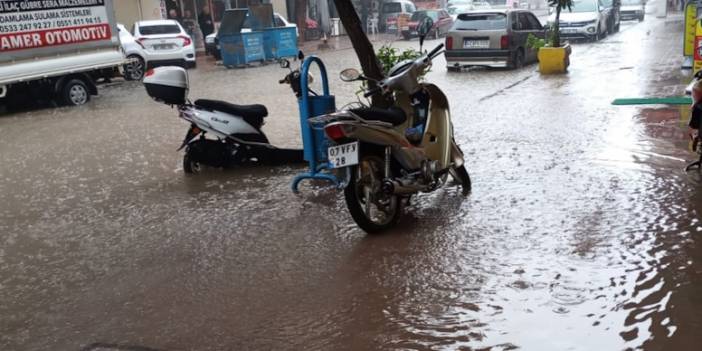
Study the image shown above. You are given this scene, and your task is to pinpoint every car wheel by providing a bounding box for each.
[511,49,524,69]
[124,55,145,81]
[402,33,411,40]
[639,14,645,22]
[614,22,620,32]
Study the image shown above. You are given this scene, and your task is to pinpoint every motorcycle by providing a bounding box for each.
[303,18,472,233]
[143,66,304,173]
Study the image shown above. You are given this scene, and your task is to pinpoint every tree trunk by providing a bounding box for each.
[295,0,306,42]
[332,0,391,107]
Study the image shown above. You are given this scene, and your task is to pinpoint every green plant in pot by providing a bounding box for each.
[535,0,574,74]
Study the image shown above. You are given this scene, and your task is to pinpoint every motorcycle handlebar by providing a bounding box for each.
[364,85,382,98]
[427,43,444,60]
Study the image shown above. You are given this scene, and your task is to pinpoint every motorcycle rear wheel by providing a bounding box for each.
[183,152,202,174]
[344,155,402,234]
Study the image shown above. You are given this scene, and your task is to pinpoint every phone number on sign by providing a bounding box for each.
[0,16,102,33]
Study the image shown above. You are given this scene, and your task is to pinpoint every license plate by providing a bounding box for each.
[327,141,359,169]
[410,31,417,35]
[562,28,578,33]
[463,39,489,49]
[153,44,173,50]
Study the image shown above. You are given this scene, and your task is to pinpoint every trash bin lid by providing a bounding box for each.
[218,9,249,36]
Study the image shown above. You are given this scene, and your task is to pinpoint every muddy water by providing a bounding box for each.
[1,11,702,351]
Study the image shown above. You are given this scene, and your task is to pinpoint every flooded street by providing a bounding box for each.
[2,11,702,351]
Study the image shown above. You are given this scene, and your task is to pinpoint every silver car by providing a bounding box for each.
[620,0,645,21]
[444,9,545,70]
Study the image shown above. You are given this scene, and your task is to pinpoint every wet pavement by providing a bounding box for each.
[2,7,702,351]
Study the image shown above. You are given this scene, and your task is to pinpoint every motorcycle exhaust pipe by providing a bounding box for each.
[382,179,427,195]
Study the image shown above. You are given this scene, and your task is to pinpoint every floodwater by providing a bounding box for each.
[2,11,702,351]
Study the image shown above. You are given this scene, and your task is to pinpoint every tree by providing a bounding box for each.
[547,0,574,47]
[332,0,391,107]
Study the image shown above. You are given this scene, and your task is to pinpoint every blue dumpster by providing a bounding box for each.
[220,32,265,66]
[217,9,265,67]
[263,27,298,60]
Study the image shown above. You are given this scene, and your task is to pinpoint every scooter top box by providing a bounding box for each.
[143,66,189,105]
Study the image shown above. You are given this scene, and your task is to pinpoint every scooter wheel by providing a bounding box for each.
[344,156,402,234]
[183,152,202,174]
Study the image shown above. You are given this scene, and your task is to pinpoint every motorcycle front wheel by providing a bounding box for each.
[449,165,472,196]
[344,155,402,234]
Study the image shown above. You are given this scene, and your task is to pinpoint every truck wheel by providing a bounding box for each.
[510,49,524,69]
[124,55,145,81]
[62,79,90,106]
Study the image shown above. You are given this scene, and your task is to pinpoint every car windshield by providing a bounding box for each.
[568,0,598,12]
[382,3,402,13]
[139,24,180,35]
[411,11,439,21]
[601,0,613,7]
[455,13,507,30]
[621,0,641,4]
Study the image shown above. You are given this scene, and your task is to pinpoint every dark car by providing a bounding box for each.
[444,9,545,70]
[601,0,621,33]
[402,9,454,40]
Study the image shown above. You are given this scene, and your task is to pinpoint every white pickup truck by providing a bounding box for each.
[0,0,125,107]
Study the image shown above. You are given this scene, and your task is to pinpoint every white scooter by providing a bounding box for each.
[143,66,303,173]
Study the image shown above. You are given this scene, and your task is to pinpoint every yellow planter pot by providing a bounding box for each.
[537,44,572,74]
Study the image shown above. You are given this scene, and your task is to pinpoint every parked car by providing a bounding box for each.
[133,19,196,69]
[205,12,297,60]
[601,0,621,33]
[620,0,645,21]
[118,24,148,81]
[547,0,608,41]
[444,9,545,70]
[402,9,454,40]
[380,0,417,33]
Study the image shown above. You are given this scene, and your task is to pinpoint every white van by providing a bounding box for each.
[380,0,417,33]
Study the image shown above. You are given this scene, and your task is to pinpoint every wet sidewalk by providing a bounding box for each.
[2,6,702,351]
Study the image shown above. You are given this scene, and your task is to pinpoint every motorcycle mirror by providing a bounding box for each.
[417,17,434,52]
[298,50,305,60]
[279,59,290,69]
[339,68,361,82]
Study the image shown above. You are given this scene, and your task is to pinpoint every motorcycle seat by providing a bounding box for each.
[194,99,268,129]
[350,106,407,126]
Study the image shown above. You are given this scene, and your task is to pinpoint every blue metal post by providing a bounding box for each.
[291,56,339,193]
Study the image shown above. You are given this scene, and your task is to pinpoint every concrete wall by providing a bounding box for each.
[271,0,288,19]
[114,0,142,28]
[113,0,165,29]
[140,0,167,20]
